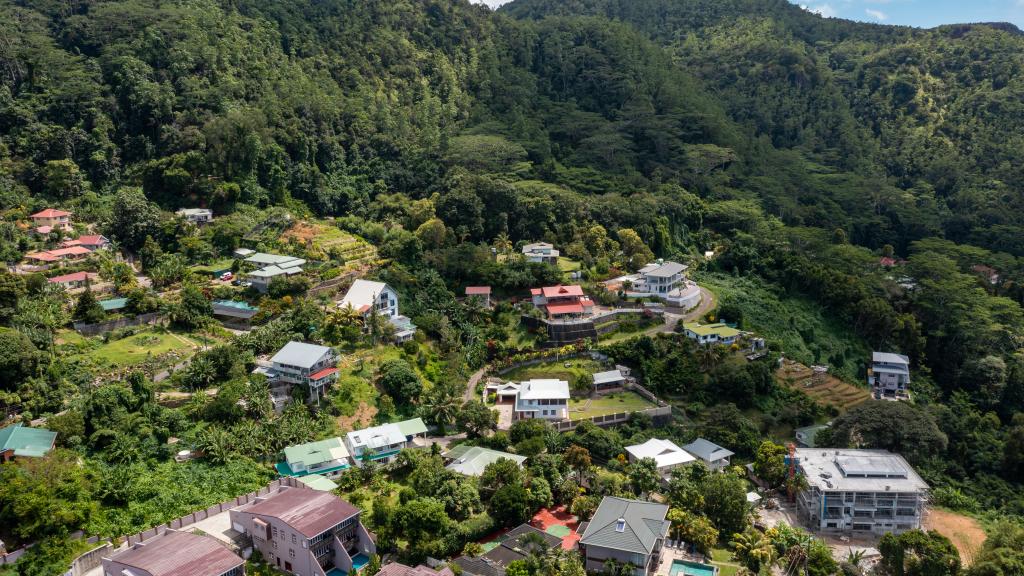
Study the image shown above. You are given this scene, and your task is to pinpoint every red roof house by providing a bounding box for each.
[29,209,72,232]
[530,285,594,319]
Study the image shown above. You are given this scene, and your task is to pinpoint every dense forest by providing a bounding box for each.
[2,0,1024,573]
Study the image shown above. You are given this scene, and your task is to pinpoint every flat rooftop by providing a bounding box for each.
[795,448,928,493]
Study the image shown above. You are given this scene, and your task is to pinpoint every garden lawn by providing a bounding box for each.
[189,258,235,274]
[567,391,656,420]
[500,358,605,383]
[78,330,194,368]
[710,548,741,576]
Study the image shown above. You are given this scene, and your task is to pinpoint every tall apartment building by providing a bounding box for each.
[230,486,375,576]
[793,448,928,535]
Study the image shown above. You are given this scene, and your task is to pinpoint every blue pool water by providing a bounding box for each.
[326,569,347,576]
[351,554,370,571]
[669,560,717,576]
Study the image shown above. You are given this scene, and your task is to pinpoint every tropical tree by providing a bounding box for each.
[563,444,592,487]
[731,530,777,573]
[697,344,726,372]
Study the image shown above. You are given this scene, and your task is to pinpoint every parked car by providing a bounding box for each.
[220,271,233,281]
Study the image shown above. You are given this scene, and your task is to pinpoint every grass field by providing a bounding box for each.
[500,358,605,384]
[697,272,870,382]
[190,258,234,274]
[557,257,582,279]
[74,330,196,368]
[568,391,657,420]
[709,548,741,576]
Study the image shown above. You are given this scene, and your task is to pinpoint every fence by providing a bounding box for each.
[552,405,673,432]
[307,271,358,297]
[64,477,305,575]
[73,313,163,336]
[495,350,609,376]
[0,548,28,566]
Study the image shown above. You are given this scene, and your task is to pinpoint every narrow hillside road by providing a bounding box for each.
[643,286,717,336]
[464,366,488,402]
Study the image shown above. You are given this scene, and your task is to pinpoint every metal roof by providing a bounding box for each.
[270,341,333,369]
[592,370,625,385]
[236,487,360,539]
[105,529,243,576]
[683,323,740,338]
[625,438,695,469]
[296,474,339,492]
[641,261,688,278]
[872,352,910,366]
[579,496,669,555]
[682,438,734,462]
[347,422,406,450]
[98,298,128,311]
[339,279,391,311]
[283,437,349,468]
[445,447,526,477]
[517,379,570,400]
[395,417,428,437]
[0,423,56,457]
[244,252,305,267]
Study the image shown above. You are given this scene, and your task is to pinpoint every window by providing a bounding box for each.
[289,549,296,559]
[615,518,626,532]
[273,526,278,538]
[292,534,297,544]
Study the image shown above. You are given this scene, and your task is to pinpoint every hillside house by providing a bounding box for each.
[793,448,928,535]
[244,252,307,293]
[682,322,740,346]
[30,208,72,233]
[101,529,244,576]
[339,279,417,342]
[682,438,734,471]
[376,563,455,576]
[514,379,570,421]
[24,246,92,264]
[521,242,559,264]
[578,496,670,576]
[443,445,527,477]
[625,438,695,481]
[276,437,351,478]
[177,207,214,224]
[592,369,627,394]
[230,486,375,576]
[530,285,595,319]
[212,300,260,329]
[345,418,428,466]
[464,286,492,308]
[47,271,99,290]
[0,423,57,463]
[869,352,911,398]
[61,234,110,250]
[259,341,338,409]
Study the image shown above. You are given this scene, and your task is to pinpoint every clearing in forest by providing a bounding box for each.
[776,359,870,412]
[925,508,986,566]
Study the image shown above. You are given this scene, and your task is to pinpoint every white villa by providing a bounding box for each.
[625,438,695,481]
[338,279,417,342]
[521,242,559,264]
[257,341,338,409]
[606,260,701,308]
[345,418,428,466]
[513,379,570,421]
[869,352,911,398]
[176,207,214,224]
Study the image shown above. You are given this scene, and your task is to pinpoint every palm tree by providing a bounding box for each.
[697,344,726,372]
[730,531,776,573]
[494,232,513,256]
[846,549,866,568]
[422,389,460,434]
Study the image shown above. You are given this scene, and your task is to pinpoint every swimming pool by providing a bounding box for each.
[668,560,717,576]
[351,553,371,571]
[325,569,347,576]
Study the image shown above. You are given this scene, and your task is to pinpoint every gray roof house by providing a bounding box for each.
[682,438,734,471]
[578,497,670,576]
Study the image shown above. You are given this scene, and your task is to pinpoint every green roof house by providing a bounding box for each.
[682,322,741,345]
[443,446,527,477]
[0,423,57,462]
[275,437,351,478]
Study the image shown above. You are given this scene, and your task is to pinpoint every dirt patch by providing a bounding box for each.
[776,359,870,412]
[337,401,377,432]
[925,508,986,565]
[281,221,319,243]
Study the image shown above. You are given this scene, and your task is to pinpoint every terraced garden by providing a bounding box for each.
[280,220,378,272]
[776,359,871,413]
